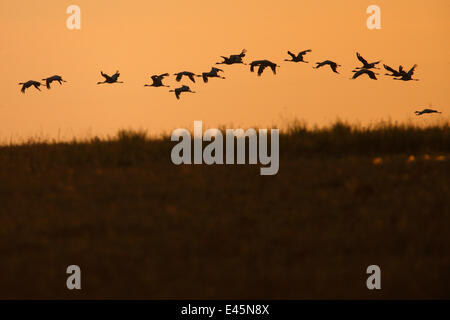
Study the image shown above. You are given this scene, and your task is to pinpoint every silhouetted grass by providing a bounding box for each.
[1,121,448,169]
[284,120,450,156]
[0,121,449,299]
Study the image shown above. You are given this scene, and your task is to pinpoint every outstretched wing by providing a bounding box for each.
[111,73,120,81]
[299,49,312,56]
[315,61,324,68]
[159,73,169,78]
[257,65,266,76]
[383,64,397,74]
[368,70,377,80]
[352,70,362,79]
[287,51,296,59]
[270,64,277,75]
[100,71,109,80]
[188,74,196,83]
[330,63,339,73]
[356,52,368,65]
[407,64,417,76]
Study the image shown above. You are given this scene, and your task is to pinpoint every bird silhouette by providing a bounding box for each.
[383,64,404,77]
[314,60,341,73]
[216,49,247,65]
[354,52,381,70]
[394,64,419,81]
[174,71,198,83]
[284,49,312,63]
[42,75,67,89]
[144,73,170,87]
[250,60,280,76]
[351,69,378,80]
[169,85,196,100]
[97,71,123,84]
[415,108,441,116]
[18,80,43,93]
[197,67,225,83]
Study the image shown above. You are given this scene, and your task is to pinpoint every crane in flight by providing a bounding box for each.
[250,60,280,76]
[284,49,312,63]
[216,49,247,65]
[394,64,419,81]
[18,80,43,93]
[42,75,67,89]
[144,73,170,87]
[174,71,198,83]
[313,60,341,74]
[351,69,378,80]
[169,85,196,100]
[97,71,123,84]
[383,64,404,77]
[415,108,442,116]
[198,67,225,83]
[354,52,381,70]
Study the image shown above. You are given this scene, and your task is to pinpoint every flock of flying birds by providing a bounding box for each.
[18,49,441,116]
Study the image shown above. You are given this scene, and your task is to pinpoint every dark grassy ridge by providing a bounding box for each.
[1,121,449,168]
[0,122,449,299]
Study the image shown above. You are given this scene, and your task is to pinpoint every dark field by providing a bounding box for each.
[0,122,449,299]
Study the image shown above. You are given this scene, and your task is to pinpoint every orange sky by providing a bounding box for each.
[0,0,449,141]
